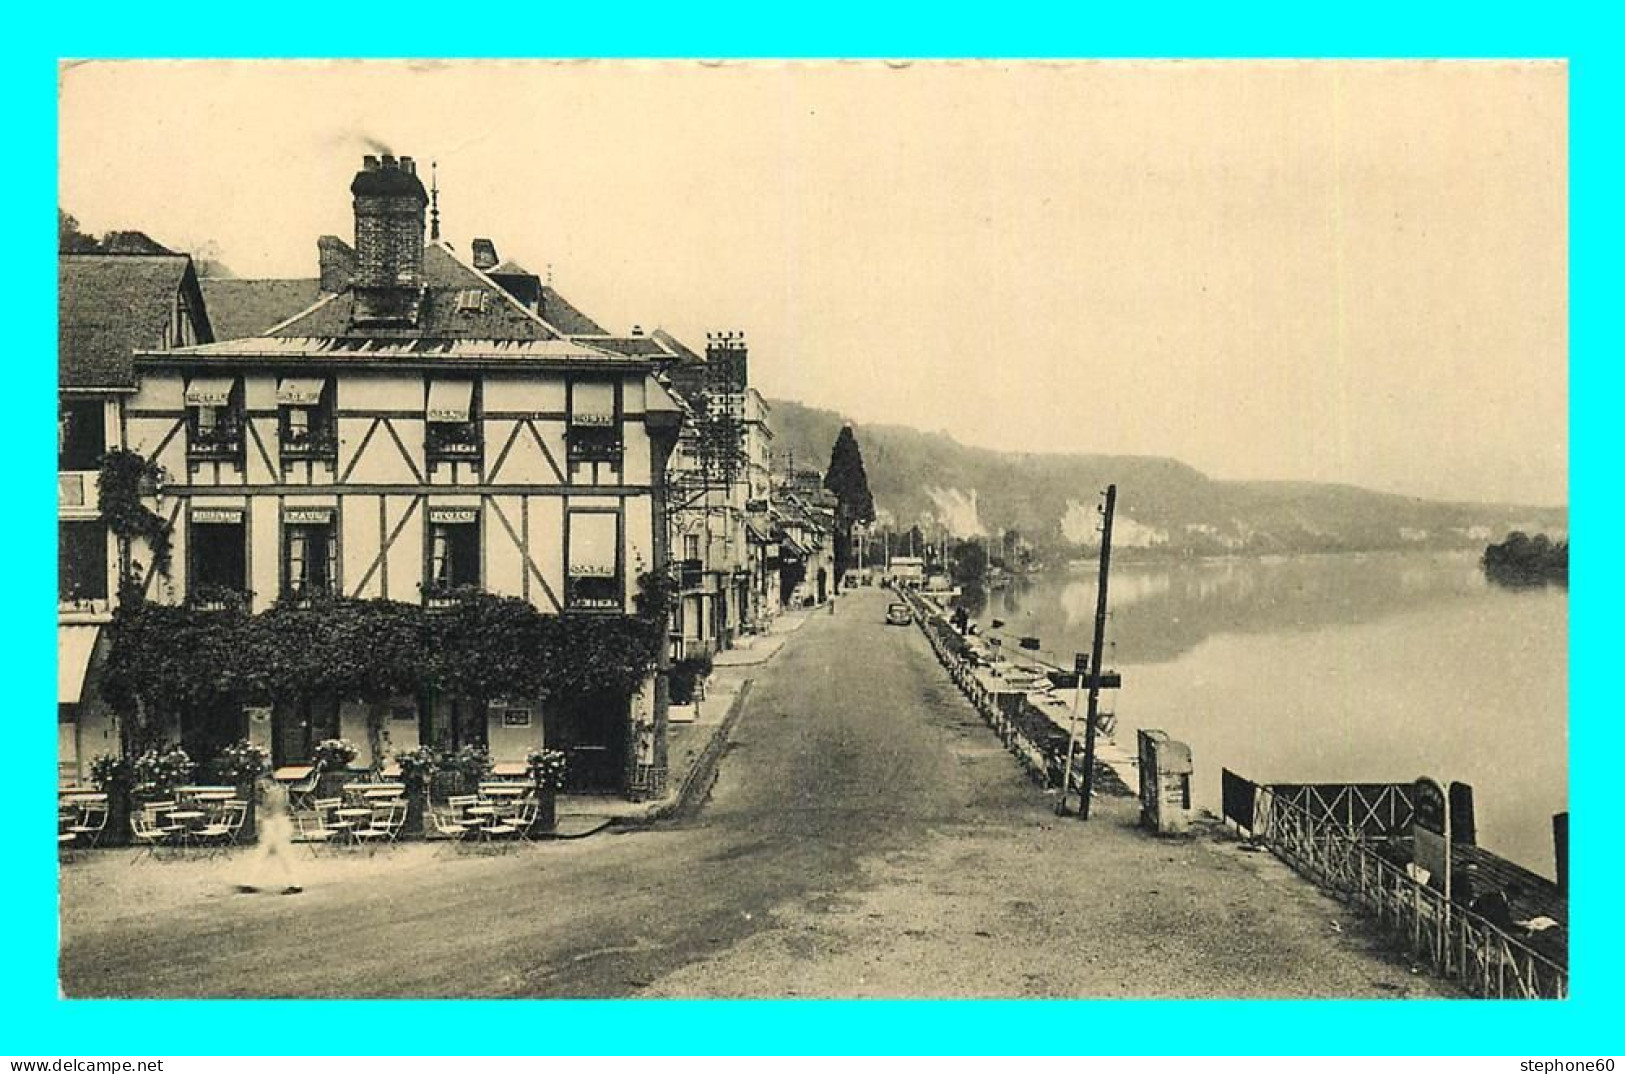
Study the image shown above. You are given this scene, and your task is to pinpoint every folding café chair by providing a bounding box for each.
[129,811,181,864]
[287,768,322,813]
[68,803,108,850]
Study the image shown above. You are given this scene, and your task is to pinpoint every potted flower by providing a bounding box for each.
[311,738,359,770]
[132,745,194,801]
[394,746,439,836]
[311,738,359,798]
[447,744,491,796]
[526,748,568,833]
[214,739,269,841]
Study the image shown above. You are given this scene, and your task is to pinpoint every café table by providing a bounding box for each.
[334,808,374,846]
[166,810,208,847]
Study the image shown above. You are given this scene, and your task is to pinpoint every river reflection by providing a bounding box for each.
[984,552,1495,666]
[970,552,1568,875]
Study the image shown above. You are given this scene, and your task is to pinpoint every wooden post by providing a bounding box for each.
[1055,653,1088,815]
[1079,484,1116,821]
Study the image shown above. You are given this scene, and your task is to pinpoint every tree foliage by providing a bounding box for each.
[59,209,175,255]
[1482,531,1568,587]
[950,538,989,585]
[60,209,100,253]
[823,425,876,580]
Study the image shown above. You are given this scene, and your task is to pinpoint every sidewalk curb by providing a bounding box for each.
[644,678,755,824]
[538,816,616,840]
[609,607,808,827]
[603,679,756,829]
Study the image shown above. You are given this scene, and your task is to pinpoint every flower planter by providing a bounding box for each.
[235,781,259,842]
[537,787,558,833]
[402,782,428,837]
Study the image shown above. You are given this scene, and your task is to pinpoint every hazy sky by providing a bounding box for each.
[59,60,1567,506]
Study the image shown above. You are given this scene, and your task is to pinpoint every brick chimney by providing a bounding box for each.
[317,235,356,293]
[349,154,428,325]
[470,238,499,271]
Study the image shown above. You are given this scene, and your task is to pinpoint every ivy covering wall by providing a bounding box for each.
[102,576,674,752]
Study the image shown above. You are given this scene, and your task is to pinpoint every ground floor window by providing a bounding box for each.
[273,696,340,768]
[58,520,108,605]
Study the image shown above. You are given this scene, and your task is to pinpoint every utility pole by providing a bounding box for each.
[1079,483,1117,821]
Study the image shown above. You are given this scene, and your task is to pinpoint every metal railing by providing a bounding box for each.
[1253,790,1567,999]
[1267,781,1417,838]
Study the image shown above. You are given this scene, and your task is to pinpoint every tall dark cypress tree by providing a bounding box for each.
[823,425,876,584]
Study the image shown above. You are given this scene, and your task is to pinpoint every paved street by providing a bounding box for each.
[61,587,1446,998]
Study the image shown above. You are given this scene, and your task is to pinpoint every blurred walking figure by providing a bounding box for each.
[235,776,302,895]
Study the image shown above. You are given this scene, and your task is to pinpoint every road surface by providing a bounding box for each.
[60,587,1445,998]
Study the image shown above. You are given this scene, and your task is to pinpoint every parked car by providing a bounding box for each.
[886,602,913,626]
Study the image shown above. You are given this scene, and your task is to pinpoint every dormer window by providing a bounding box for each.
[567,380,622,464]
[186,376,243,460]
[278,377,336,459]
[426,379,480,460]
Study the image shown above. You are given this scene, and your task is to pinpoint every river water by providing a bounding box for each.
[965,551,1568,876]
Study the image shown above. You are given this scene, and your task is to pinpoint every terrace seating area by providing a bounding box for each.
[286,776,543,856]
[424,782,543,854]
[58,789,109,863]
[117,786,252,862]
[60,771,559,864]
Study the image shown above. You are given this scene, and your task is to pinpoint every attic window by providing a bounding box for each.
[455,289,489,314]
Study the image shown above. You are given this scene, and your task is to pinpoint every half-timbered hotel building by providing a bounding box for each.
[126,154,683,794]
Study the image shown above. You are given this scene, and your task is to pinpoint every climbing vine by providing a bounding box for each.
[101,575,673,746]
[97,448,172,588]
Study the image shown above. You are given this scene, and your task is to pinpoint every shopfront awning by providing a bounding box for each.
[426,379,474,422]
[570,381,616,426]
[568,511,619,577]
[276,377,325,406]
[58,625,100,705]
[184,375,235,407]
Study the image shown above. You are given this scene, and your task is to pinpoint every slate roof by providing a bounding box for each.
[141,335,622,366]
[651,327,704,365]
[579,334,677,359]
[199,278,326,341]
[271,243,560,341]
[59,254,210,390]
[537,284,608,336]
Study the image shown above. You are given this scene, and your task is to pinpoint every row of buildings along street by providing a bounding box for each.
[58,151,840,799]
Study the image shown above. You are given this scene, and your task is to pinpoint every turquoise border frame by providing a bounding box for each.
[12,1,1614,1055]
